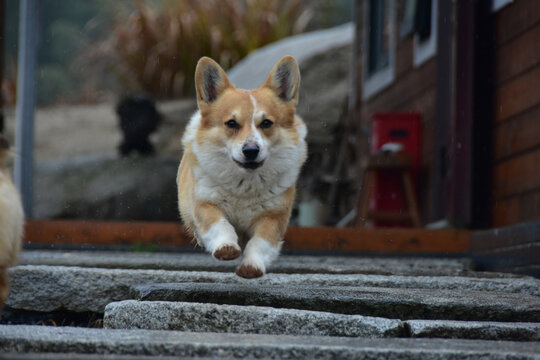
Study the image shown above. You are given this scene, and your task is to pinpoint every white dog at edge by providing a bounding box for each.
[0,135,24,311]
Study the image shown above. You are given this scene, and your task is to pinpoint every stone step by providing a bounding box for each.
[0,325,538,359]
[103,300,405,337]
[7,265,539,313]
[19,250,476,276]
[104,300,540,342]
[407,319,540,341]
[0,354,186,360]
[132,282,540,322]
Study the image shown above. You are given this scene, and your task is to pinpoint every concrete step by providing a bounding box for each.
[1,325,538,359]
[7,265,539,313]
[132,282,540,322]
[18,250,476,276]
[103,300,405,337]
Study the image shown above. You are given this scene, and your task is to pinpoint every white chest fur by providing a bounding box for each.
[191,155,298,231]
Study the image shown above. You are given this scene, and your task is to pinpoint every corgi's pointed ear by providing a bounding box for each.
[195,57,233,106]
[263,56,300,105]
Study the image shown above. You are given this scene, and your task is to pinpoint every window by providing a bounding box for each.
[363,0,396,100]
[413,0,438,67]
[492,0,513,12]
[400,0,417,38]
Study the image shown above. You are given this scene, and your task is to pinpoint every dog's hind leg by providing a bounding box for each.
[194,201,241,261]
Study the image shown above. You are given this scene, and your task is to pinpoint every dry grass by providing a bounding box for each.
[83,0,313,99]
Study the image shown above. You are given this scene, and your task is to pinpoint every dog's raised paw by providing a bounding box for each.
[213,244,241,261]
[236,264,264,279]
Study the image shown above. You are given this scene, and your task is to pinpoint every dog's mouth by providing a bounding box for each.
[234,159,264,171]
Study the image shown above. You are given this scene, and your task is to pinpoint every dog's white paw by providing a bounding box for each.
[213,243,242,261]
[236,261,265,279]
[235,237,282,279]
[201,219,240,260]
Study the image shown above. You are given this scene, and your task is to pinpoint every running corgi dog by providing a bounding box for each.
[0,135,24,311]
[177,56,307,278]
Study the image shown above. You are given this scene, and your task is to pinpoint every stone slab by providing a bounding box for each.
[103,300,405,337]
[0,354,196,360]
[6,266,191,313]
[7,265,540,313]
[103,300,540,342]
[1,325,539,359]
[18,250,476,276]
[407,319,540,341]
[132,282,540,322]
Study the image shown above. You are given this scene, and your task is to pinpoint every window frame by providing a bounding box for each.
[362,0,396,100]
[413,0,438,67]
[492,0,513,12]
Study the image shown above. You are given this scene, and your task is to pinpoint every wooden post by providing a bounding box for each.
[352,0,370,226]
[432,0,455,223]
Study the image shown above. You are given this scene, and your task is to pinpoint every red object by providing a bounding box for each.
[370,113,421,227]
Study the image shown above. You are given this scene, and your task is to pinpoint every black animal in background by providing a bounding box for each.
[116,94,163,156]
[0,112,7,149]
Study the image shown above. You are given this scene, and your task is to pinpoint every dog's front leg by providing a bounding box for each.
[194,201,241,260]
[236,214,287,278]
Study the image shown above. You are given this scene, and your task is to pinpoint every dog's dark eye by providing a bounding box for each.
[225,119,240,129]
[260,119,274,129]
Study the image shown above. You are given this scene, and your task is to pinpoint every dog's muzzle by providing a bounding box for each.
[235,143,264,171]
[234,159,264,171]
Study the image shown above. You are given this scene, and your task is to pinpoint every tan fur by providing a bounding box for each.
[249,187,296,247]
[195,201,230,234]
[177,56,307,278]
[0,139,24,311]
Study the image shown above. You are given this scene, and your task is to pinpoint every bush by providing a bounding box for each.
[82,0,313,99]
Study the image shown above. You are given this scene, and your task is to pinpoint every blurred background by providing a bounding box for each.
[2,0,353,225]
[2,0,539,232]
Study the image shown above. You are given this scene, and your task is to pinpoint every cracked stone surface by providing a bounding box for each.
[406,319,540,341]
[132,282,540,322]
[7,265,540,313]
[4,249,539,358]
[103,300,405,337]
[1,325,539,359]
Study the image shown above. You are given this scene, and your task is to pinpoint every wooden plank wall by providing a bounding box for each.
[470,221,540,277]
[24,220,470,254]
[492,0,540,226]
[359,0,437,224]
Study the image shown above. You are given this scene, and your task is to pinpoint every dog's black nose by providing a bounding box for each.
[242,144,259,161]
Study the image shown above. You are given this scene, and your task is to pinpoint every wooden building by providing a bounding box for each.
[351,0,540,228]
